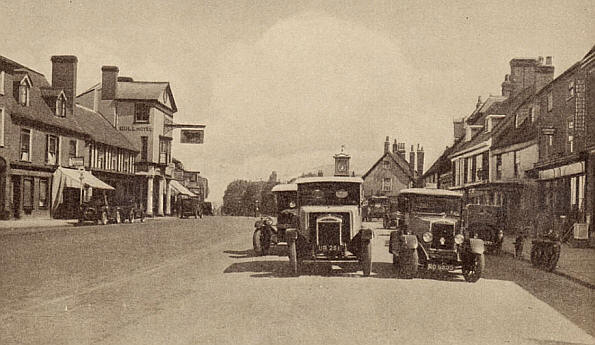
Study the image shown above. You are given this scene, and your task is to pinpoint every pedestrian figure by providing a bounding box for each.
[514,233,525,259]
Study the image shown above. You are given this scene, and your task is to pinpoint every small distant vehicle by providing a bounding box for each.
[364,195,388,221]
[115,197,145,223]
[271,183,298,243]
[253,216,277,255]
[530,230,561,272]
[388,188,485,282]
[178,195,202,219]
[79,191,121,225]
[463,204,504,254]
[285,176,373,276]
[201,202,214,216]
[382,196,400,229]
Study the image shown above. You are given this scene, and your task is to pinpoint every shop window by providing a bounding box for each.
[68,140,77,162]
[134,103,150,123]
[46,135,59,165]
[20,129,31,161]
[382,177,392,192]
[39,179,48,208]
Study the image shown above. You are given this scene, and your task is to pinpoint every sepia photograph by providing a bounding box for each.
[0,0,593,344]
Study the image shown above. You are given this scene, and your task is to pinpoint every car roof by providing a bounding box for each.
[398,188,463,198]
[295,176,363,184]
[271,183,298,192]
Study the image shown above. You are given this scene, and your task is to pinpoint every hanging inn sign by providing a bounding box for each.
[164,123,206,144]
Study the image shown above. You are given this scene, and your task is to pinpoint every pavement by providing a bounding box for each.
[502,235,595,289]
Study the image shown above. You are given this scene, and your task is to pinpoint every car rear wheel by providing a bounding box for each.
[360,239,372,277]
[253,229,263,255]
[288,238,298,276]
[463,254,484,283]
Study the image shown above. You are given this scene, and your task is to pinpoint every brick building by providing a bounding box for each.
[362,136,423,198]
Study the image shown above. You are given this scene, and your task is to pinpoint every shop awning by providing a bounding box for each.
[170,180,196,196]
[55,167,115,190]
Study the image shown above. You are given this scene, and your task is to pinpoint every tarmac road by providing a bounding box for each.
[0,217,593,345]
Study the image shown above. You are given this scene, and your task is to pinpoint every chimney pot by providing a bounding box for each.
[384,136,390,153]
[538,56,544,64]
[545,56,552,65]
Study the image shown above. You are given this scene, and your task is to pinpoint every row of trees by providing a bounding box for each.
[222,172,278,216]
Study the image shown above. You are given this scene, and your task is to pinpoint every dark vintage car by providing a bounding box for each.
[463,204,504,254]
[363,195,388,221]
[382,196,400,229]
[201,202,214,216]
[388,188,485,282]
[178,195,202,218]
[79,191,122,225]
[271,183,298,243]
[115,197,145,223]
[285,176,373,276]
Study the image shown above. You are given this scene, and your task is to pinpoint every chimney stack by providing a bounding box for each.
[453,118,465,141]
[384,136,390,154]
[50,55,78,115]
[538,56,544,64]
[392,139,398,154]
[501,74,513,97]
[416,145,424,176]
[101,66,119,100]
[397,143,406,159]
[545,56,552,65]
[409,145,415,176]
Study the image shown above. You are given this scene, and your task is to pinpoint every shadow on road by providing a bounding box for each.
[525,338,593,345]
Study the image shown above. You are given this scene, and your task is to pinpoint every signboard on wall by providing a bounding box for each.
[69,156,84,168]
[180,130,204,144]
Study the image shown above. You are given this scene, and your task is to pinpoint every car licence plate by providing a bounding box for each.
[427,263,454,271]
[318,244,342,252]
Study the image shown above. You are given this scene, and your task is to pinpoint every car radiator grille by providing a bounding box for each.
[431,223,455,249]
[309,213,351,247]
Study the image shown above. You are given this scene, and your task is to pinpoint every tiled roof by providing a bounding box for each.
[422,142,458,177]
[78,81,177,111]
[39,87,64,98]
[74,104,138,152]
[362,151,414,180]
[492,117,537,149]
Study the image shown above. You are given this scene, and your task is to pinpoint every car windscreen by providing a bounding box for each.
[276,192,297,211]
[298,182,360,206]
[409,195,461,216]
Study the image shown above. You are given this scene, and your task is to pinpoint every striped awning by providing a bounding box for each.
[170,180,196,196]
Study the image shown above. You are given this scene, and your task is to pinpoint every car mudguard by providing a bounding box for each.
[469,238,485,254]
[360,228,373,241]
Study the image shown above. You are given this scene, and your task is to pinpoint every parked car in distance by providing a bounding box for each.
[79,191,121,225]
[178,195,202,218]
[383,196,400,229]
[114,197,145,223]
[364,195,388,221]
[388,188,486,282]
[463,204,504,254]
[286,176,373,276]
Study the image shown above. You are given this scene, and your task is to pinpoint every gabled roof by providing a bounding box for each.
[422,142,459,178]
[78,81,177,112]
[74,104,138,152]
[40,87,66,99]
[362,151,414,180]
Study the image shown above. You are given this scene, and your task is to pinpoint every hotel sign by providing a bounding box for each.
[181,129,204,144]
[119,126,152,132]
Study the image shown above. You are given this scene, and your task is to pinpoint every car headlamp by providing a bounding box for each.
[289,201,296,208]
[454,234,464,245]
[422,232,433,243]
[264,217,273,226]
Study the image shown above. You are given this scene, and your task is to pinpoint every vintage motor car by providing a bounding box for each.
[388,188,485,282]
[285,176,373,276]
[115,197,145,223]
[79,191,122,225]
[382,195,400,229]
[178,195,202,218]
[271,183,298,243]
[253,216,277,256]
[363,195,388,221]
[463,204,504,254]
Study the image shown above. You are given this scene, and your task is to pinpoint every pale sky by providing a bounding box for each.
[2,0,594,205]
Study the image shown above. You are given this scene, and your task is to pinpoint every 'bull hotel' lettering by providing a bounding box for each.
[118,126,152,132]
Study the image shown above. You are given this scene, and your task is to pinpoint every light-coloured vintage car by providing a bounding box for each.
[285,176,373,276]
[388,188,485,282]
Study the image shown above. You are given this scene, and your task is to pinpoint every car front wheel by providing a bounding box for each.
[463,254,484,283]
[401,249,418,279]
[360,239,372,277]
[288,238,298,276]
[253,229,263,255]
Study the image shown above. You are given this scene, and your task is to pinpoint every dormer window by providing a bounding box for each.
[55,94,67,117]
[19,80,30,106]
